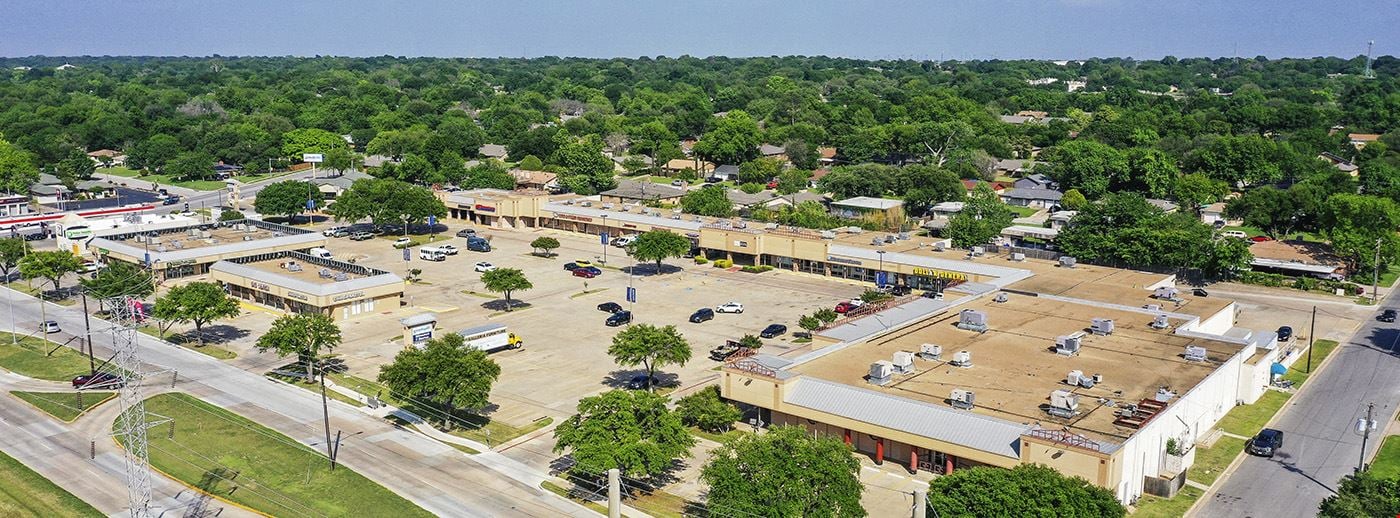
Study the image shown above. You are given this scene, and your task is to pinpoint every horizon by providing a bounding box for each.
[1,0,1394,61]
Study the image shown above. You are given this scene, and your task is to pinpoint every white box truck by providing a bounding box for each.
[457,323,522,352]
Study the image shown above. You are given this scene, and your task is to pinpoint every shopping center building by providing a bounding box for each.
[88,219,327,281]
[432,188,1299,504]
[210,250,403,320]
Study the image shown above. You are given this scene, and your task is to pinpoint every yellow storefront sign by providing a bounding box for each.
[911,267,968,282]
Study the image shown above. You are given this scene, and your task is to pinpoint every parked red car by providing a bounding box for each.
[766,180,778,189]
[572,268,598,278]
[1250,236,1273,243]
[834,300,865,314]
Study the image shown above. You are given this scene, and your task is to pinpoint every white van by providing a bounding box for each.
[419,247,447,261]
[1220,230,1248,239]
[308,247,334,259]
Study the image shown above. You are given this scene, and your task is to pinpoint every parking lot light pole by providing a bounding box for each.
[876,250,886,285]
[600,215,609,264]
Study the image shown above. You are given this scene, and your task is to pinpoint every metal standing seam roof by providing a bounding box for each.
[1250,258,1339,274]
[458,323,507,336]
[827,244,1032,284]
[830,196,903,210]
[815,297,953,343]
[542,203,704,231]
[784,377,1028,459]
[209,260,403,297]
[1001,188,1064,201]
[91,232,327,264]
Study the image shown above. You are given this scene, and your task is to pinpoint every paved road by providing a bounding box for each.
[95,169,326,216]
[2,288,590,517]
[1194,291,1400,517]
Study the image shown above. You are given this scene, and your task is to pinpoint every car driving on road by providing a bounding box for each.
[72,372,123,389]
[1247,428,1284,458]
[1380,309,1396,323]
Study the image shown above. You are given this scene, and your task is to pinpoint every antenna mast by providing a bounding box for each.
[1364,40,1376,79]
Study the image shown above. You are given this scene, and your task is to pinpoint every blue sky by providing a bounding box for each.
[2,0,1394,59]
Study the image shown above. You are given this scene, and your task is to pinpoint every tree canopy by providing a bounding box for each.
[701,425,865,518]
[257,313,342,382]
[18,250,84,293]
[151,281,241,347]
[254,180,323,220]
[681,186,735,217]
[946,183,1013,248]
[326,177,446,228]
[627,230,691,273]
[926,465,1124,518]
[607,323,692,390]
[481,267,532,311]
[1318,471,1400,517]
[552,389,694,479]
[377,333,501,427]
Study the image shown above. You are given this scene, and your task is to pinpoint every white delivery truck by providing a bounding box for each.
[418,247,447,261]
[458,323,523,352]
[308,247,334,259]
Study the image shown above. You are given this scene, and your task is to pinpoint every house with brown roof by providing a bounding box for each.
[663,158,715,176]
[1248,240,1347,280]
[478,144,509,160]
[818,147,838,165]
[86,149,126,167]
[1349,133,1381,150]
[758,144,787,162]
[509,170,559,191]
[808,168,831,189]
[961,179,1008,196]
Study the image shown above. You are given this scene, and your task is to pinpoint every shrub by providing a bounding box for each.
[676,386,742,433]
[740,265,774,273]
[713,259,733,268]
[694,256,709,264]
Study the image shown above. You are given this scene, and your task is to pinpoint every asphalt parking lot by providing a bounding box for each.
[302,223,867,425]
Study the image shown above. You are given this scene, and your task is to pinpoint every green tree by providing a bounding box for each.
[281,128,348,160]
[256,313,341,382]
[460,161,517,190]
[552,389,694,478]
[1122,147,1179,198]
[481,267,532,311]
[628,230,692,273]
[18,250,84,294]
[737,157,783,184]
[1225,187,1307,238]
[326,178,447,229]
[529,236,560,257]
[1187,134,1283,186]
[1318,471,1400,517]
[253,180,323,221]
[737,334,763,349]
[165,151,215,181]
[675,386,742,433]
[926,465,1124,518]
[694,111,762,165]
[798,314,822,333]
[55,148,96,188]
[946,184,1013,248]
[517,155,545,171]
[378,153,435,184]
[702,426,865,518]
[775,169,809,195]
[1060,189,1087,210]
[681,186,734,217]
[1173,173,1229,213]
[818,164,894,200]
[0,237,29,283]
[607,323,692,390]
[377,333,501,428]
[897,165,964,217]
[322,146,360,173]
[551,137,615,195]
[813,308,838,323]
[125,134,181,173]
[1321,193,1400,273]
[0,138,39,194]
[79,260,154,302]
[151,281,241,347]
[1041,140,1127,199]
[859,288,893,303]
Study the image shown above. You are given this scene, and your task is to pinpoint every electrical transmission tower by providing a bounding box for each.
[99,296,169,518]
[1364,40,1376,79]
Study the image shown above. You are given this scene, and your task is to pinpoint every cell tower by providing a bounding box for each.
[99,296,168,517]
[1364,40,1376,79]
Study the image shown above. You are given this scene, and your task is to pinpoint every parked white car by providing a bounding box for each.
[716,302,745,314]
[392,237,413,249]
[439,244,459,255]
[474,261,497,272]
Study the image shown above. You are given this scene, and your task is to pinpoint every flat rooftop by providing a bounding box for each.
[213,251,402,297]
[244,256,370,285]
[790,293,1248,444]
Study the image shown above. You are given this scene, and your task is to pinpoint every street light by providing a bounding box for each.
[600,214,609,265]
[876,250,886,285]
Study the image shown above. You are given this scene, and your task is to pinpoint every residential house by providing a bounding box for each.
[1146,199,1179,214]
[758,144,787,162]
[86,149,126,167]
[1248,240,1346,280]
[1000,188,1064,209]
[1200,202,1228,225]
[1048,210,1077,230]
[1349,133,1381,150]
[711,164,741,182]
[316,170,374,199]
[808,168,831,189]
[363,155,396,168]
[509,170,559,191]
[1318,152,1359,177]
[725,189,777,212]
[1015,110,1049,119]
[995,159,1037,177]
[818,147,838,166]
[1013,174,1058,191]
[763,192,828,210]
[599,180,687,205]
[961,180,1009,196]
[929,201,964,218]
[663,158,715,176]
[611,155,653,173]
[213,162,243,179]
[829,196,904,220]
[478,144,509,160]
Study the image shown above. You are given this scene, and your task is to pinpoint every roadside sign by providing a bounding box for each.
[876,271,888,286]
[600,232,609,245]
[305,198,316,210]
[402,248,410,262]
[303,153,324,163]
[428,215,437,227]
[626,287,637,303]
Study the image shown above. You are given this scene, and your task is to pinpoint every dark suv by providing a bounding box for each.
[1247,428,1284,458]
[689,308,714,323]
[1380,309,1397,323]
[598,302,623,313]
[1276,326,1293,342]
[760,324,787,338]
[606,311,633,327]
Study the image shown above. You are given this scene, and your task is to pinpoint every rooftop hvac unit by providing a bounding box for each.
[672,215,682,220]
[1144,304,1162,312]
[918,344,942,360]
[883,234,895,244]
[243,235,253,241]
[956,309,989,332]
[563,199,575,205]
[134,235,146,243]
[933,241,946,251]
[602,203,614,210]
[868,361,894,385]
[1010,252,1026,261]
[1066,370,1084,386]
[149,236,161,244]
[1047,389,1080,418]
[949,389,975,410]
[1059,256,1077,268]
[1090,318,1115,336]
[580,201,592,207]
[871,237,883,246]
[1079,376,1096,389]
[898,232,910,240]
[1155,388,1176,402]
[1153,286,1180,300]
[1056,332,1084,355]
[993,293,1009,303]
[971,246,984,256]
[892,351,915,374]
[187,228,198,236]
[333,272,349,281]
[819,230,837,239]
[764,223,779,230]
[201,230,211,238]
[849,227,864,234]
[950,350,972,368]
[1150,314,1170,329]
[1184,346,1208,362]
